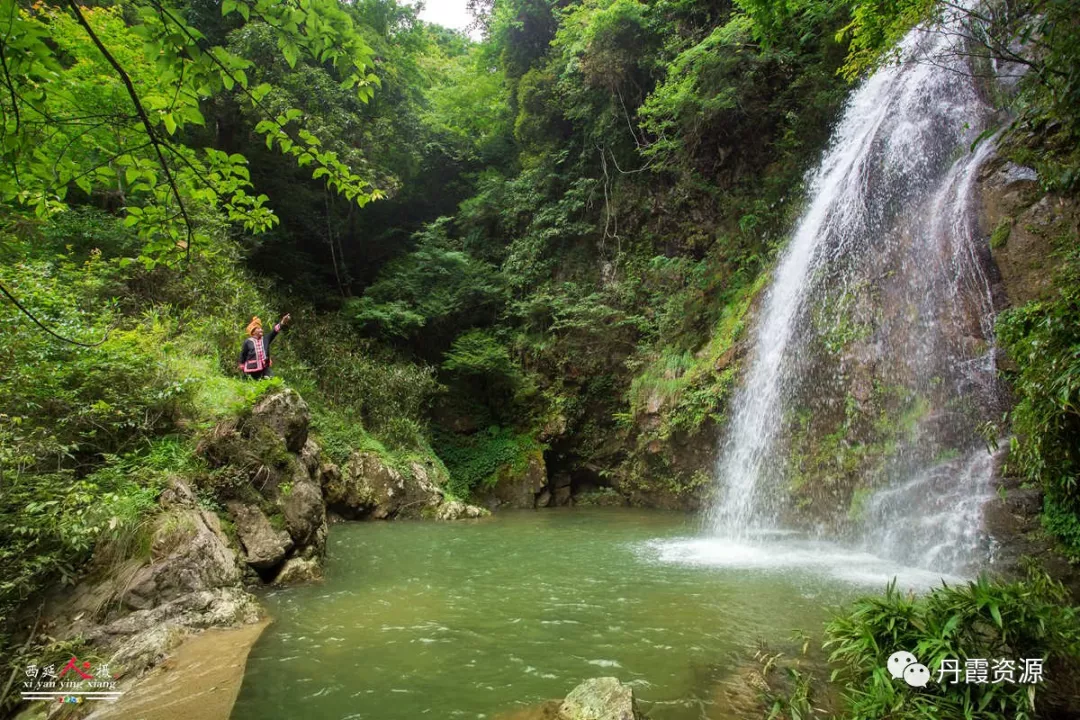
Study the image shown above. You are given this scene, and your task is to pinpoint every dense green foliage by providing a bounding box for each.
[345,0,860,501]
[433,425,542,499]
[998,235,1080,557]
[824,572,1080,720]
[0,0,382,266]
[3,0,1080,715]
[0,208,440,698]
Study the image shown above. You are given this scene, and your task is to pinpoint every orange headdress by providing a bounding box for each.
[246,316,263,336]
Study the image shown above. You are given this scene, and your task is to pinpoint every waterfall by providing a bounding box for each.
[705,16,1004,577]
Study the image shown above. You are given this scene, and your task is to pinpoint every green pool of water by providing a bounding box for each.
[232,508,859,720]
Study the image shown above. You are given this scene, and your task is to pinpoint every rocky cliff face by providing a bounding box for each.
[475,450,549,510]
[977,159,1066,308]
[198,389,329,583]
[39,481,260,683]
[974,155,1080,593]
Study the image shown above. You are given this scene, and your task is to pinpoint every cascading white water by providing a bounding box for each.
[704,14,1004,578]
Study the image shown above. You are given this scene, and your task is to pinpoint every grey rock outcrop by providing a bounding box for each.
[27,389,340,710]
[227,501,293,570]
[433,500,490,521]
[282,464,328,552]
[93,587,261,675]
[250,388,310,452]
[121,507,242,611]
[300,437,321,475]
[198,389,330,575]
[326,451,446,519]
[324,450,389,517]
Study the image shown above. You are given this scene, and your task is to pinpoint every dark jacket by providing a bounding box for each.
[238,323,283,375]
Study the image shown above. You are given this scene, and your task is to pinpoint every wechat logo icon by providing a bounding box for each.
[888,650,931,688]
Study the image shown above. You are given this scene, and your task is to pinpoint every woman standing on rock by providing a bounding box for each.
[239,314,291,379]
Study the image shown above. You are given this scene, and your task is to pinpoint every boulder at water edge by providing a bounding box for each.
[327,451,447,519]
[273,557,322,585]
[558,677,644,720]
[433,499,490,520]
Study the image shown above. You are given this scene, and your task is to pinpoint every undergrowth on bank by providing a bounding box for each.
[0,210,439,658]
[997,235,1080,559]
[764,571,1080,720]
[827,572,1080,719]
[432,426,543,500]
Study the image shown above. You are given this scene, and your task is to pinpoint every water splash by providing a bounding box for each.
[705,18,1003,577]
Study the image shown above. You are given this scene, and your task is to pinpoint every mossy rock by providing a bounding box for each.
[990,217,1013,249]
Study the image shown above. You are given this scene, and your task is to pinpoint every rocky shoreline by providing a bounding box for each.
[8,384,675,720]
[10,388,492,720]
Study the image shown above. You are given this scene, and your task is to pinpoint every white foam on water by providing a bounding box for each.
[639,537,963,591]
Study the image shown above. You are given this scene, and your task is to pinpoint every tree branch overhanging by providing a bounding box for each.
[65,0,195,263]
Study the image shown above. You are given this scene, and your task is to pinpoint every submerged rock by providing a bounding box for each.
[559,677,643,720]
[494,701,562,720]
[494,678,646,720]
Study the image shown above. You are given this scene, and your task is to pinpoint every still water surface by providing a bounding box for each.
[232,509,914,720]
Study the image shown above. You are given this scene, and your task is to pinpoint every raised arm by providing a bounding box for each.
[266,313,291,346]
